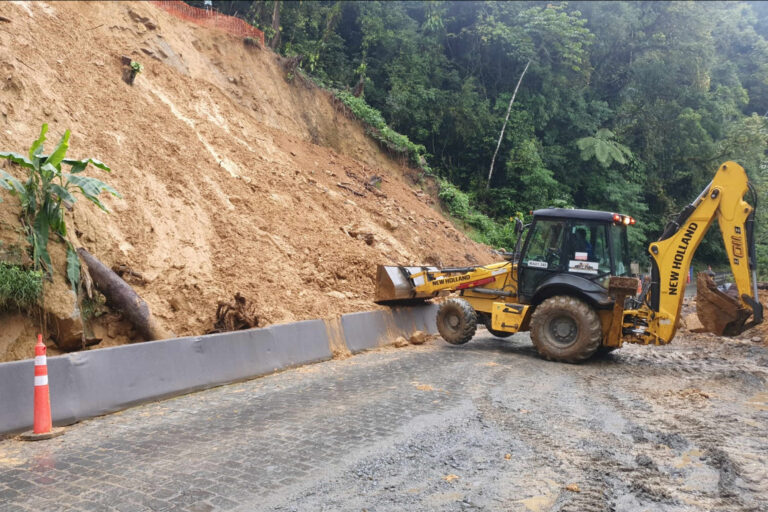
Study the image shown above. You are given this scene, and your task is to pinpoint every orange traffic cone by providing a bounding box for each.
[33,334,51,433]
[20,335,64,441]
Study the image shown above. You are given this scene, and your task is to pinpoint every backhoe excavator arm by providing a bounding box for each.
[627,161,763,344]
[373,262,513,304]
[407,263,513,295]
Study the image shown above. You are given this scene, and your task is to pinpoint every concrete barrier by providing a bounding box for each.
[0,305,439,435]
[341,304,438,353]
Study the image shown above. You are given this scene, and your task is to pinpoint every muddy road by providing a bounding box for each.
[1,330,767,511]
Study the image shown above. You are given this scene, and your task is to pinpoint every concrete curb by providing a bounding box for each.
[341,304,438,353]
[0,305,438,435]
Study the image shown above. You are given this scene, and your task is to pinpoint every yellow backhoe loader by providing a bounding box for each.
[375,162,763,362]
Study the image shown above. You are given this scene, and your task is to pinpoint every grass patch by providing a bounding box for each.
[0,262,43,311]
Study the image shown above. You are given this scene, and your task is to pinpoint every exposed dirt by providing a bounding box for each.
[0,1,492,361]
[682,293,767,346]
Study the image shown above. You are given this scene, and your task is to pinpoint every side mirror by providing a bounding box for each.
[515,218,523,235]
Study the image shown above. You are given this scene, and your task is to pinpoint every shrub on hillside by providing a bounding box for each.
[0,262,42,311]
[332,90,432,174]
[436,178,519,249]
[0,124,119,291]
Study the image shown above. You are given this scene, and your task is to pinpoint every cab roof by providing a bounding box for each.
[533,208,619,222]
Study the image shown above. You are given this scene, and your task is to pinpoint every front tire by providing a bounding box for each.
[437,298,477,345]
[530,295,602,363]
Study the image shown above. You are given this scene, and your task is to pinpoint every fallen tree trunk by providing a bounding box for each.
[77,248,171,341]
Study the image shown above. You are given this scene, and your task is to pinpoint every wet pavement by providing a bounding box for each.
[1,329,767,511]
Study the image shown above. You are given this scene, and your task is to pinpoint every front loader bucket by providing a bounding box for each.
[374,265,439,305]
[696,272,752,336]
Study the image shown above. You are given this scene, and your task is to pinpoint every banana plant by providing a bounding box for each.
[0,124,120,289]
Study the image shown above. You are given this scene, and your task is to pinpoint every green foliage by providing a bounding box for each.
[333,90,431,173]
[81,293,107,321]
[130,61,143,74]
[437,178,518,249]
[0,124,119,289]
[576,129,632,168]
[0,262,42,311]
[437,179,470,219]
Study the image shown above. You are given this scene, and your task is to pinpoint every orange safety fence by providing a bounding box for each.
[150,1,265,46]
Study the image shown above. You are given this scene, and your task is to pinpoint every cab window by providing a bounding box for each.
[610,224,631,276]
[566,222,610,275]
[523,220,566,270]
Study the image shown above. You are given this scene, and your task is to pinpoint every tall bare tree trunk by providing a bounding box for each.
[270,1,281,49]
[487,59,531,189]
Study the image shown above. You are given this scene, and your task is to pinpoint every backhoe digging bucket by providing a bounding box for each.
[696,272,752,336]
[374,265,440,305]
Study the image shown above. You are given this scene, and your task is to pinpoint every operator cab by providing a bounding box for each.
[518,208,633,303]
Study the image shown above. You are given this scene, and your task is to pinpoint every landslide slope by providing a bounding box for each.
[0,1,492,359]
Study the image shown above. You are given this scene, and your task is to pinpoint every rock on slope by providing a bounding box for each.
[0,1,493,360]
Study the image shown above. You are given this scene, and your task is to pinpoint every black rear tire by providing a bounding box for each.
[483,317,514,338]
[437,298,477,345]
[530,295,602,363]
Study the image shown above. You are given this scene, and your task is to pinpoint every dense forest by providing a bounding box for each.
[194,1,768,271]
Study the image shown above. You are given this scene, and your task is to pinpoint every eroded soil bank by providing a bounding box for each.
[0,1,492,361]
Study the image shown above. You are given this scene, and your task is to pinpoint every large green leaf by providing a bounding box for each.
[28,123,48,162]
[0,151,35,169]
[50,184,76,205]
[593,140,611,166]
[66,244,81,293]
[32,212,51,274]
[62,157,112,173]
[40,162,59,182]
[66,161,88,174]
[609,146,627,165]
[47,201,66,237]
[44,130,71,168]
[23,183,36,216]
[65,174,121,197]
[64,174,121,212]
[0,170,26,196]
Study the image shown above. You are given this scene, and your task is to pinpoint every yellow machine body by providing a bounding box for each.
[490,302,530,333]
[375,162,763,360]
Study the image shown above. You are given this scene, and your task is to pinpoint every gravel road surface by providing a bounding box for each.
[1,329,766,511]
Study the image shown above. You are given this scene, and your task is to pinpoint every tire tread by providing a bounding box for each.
[530,295,601,363]
[437,298,477,345]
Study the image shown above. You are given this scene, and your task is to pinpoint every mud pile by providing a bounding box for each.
[0,1,492,361]
[681,290,766,345]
